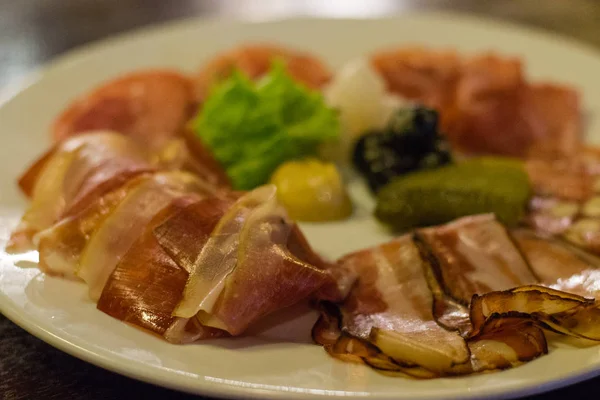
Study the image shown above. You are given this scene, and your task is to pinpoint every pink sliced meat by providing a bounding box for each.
[371,47,461,112]
[447,55,529,156]
[36,176,140,279]
[77,171,213,301]
[159,185,331,336]
[312,233,548,377]
[52,70,196,150]
[416,214,538,305]
[513,230,600,299]
[8,132,154,252]
[370,47,581,158]
[97,196,231,343]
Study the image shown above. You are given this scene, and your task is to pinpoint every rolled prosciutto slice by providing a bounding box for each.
[98,195,233,343]
[36,171,212,284]
[8,132,154,252]
[98,185,331,341]
[76,171,215,301]
[162,185,332,335]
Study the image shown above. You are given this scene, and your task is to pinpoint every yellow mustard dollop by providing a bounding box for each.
[269,159,352,222]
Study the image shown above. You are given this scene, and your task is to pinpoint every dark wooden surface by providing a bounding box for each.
[2,1,600,399]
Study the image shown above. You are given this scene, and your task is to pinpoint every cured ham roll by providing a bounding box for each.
[11,130,334,342]
[9,131,230,253]
[98,186,332,342]
[9,132,154,251]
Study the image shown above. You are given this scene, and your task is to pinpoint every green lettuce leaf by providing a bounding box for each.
[192,61,339,190]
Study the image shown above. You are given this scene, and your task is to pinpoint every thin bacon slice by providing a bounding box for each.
[416,214,538,305]
[195,44,332,101]
[52,70,196,149]
[97,196,231,343]
[469,286,600,341]
[416,216,600,342]
[315,236,471,375]
[462,316,547,371]
[313,234,548,377]
[513,230,600,299]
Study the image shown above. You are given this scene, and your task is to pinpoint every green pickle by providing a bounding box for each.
[375,157,531,231]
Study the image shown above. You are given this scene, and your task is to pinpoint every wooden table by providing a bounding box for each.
[2,1,600,399]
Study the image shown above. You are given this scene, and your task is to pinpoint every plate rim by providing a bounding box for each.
[2,10,600,400]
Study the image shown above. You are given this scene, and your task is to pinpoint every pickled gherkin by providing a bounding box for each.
[375,157,531,231]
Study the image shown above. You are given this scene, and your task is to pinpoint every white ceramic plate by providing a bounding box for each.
[2,11,600,400]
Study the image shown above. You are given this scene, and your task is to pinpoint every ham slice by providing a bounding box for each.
[36,171,210,283]
[52,70,196,149]
[47,71,231,188]
[76,171,213,300]
[447,55,529,157]
[199,196,331,335]
[159,185,331,335]
[8,132,153,252]
[97,196,232,343]
[168,185,278,319]
[371,48,581,158]
[371,47,461,112]
[36,176,142,279]
[99,185,329,340]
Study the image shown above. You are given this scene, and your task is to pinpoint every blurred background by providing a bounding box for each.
[2,0,600,88]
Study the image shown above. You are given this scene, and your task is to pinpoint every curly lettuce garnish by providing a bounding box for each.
[192,61,339,190]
